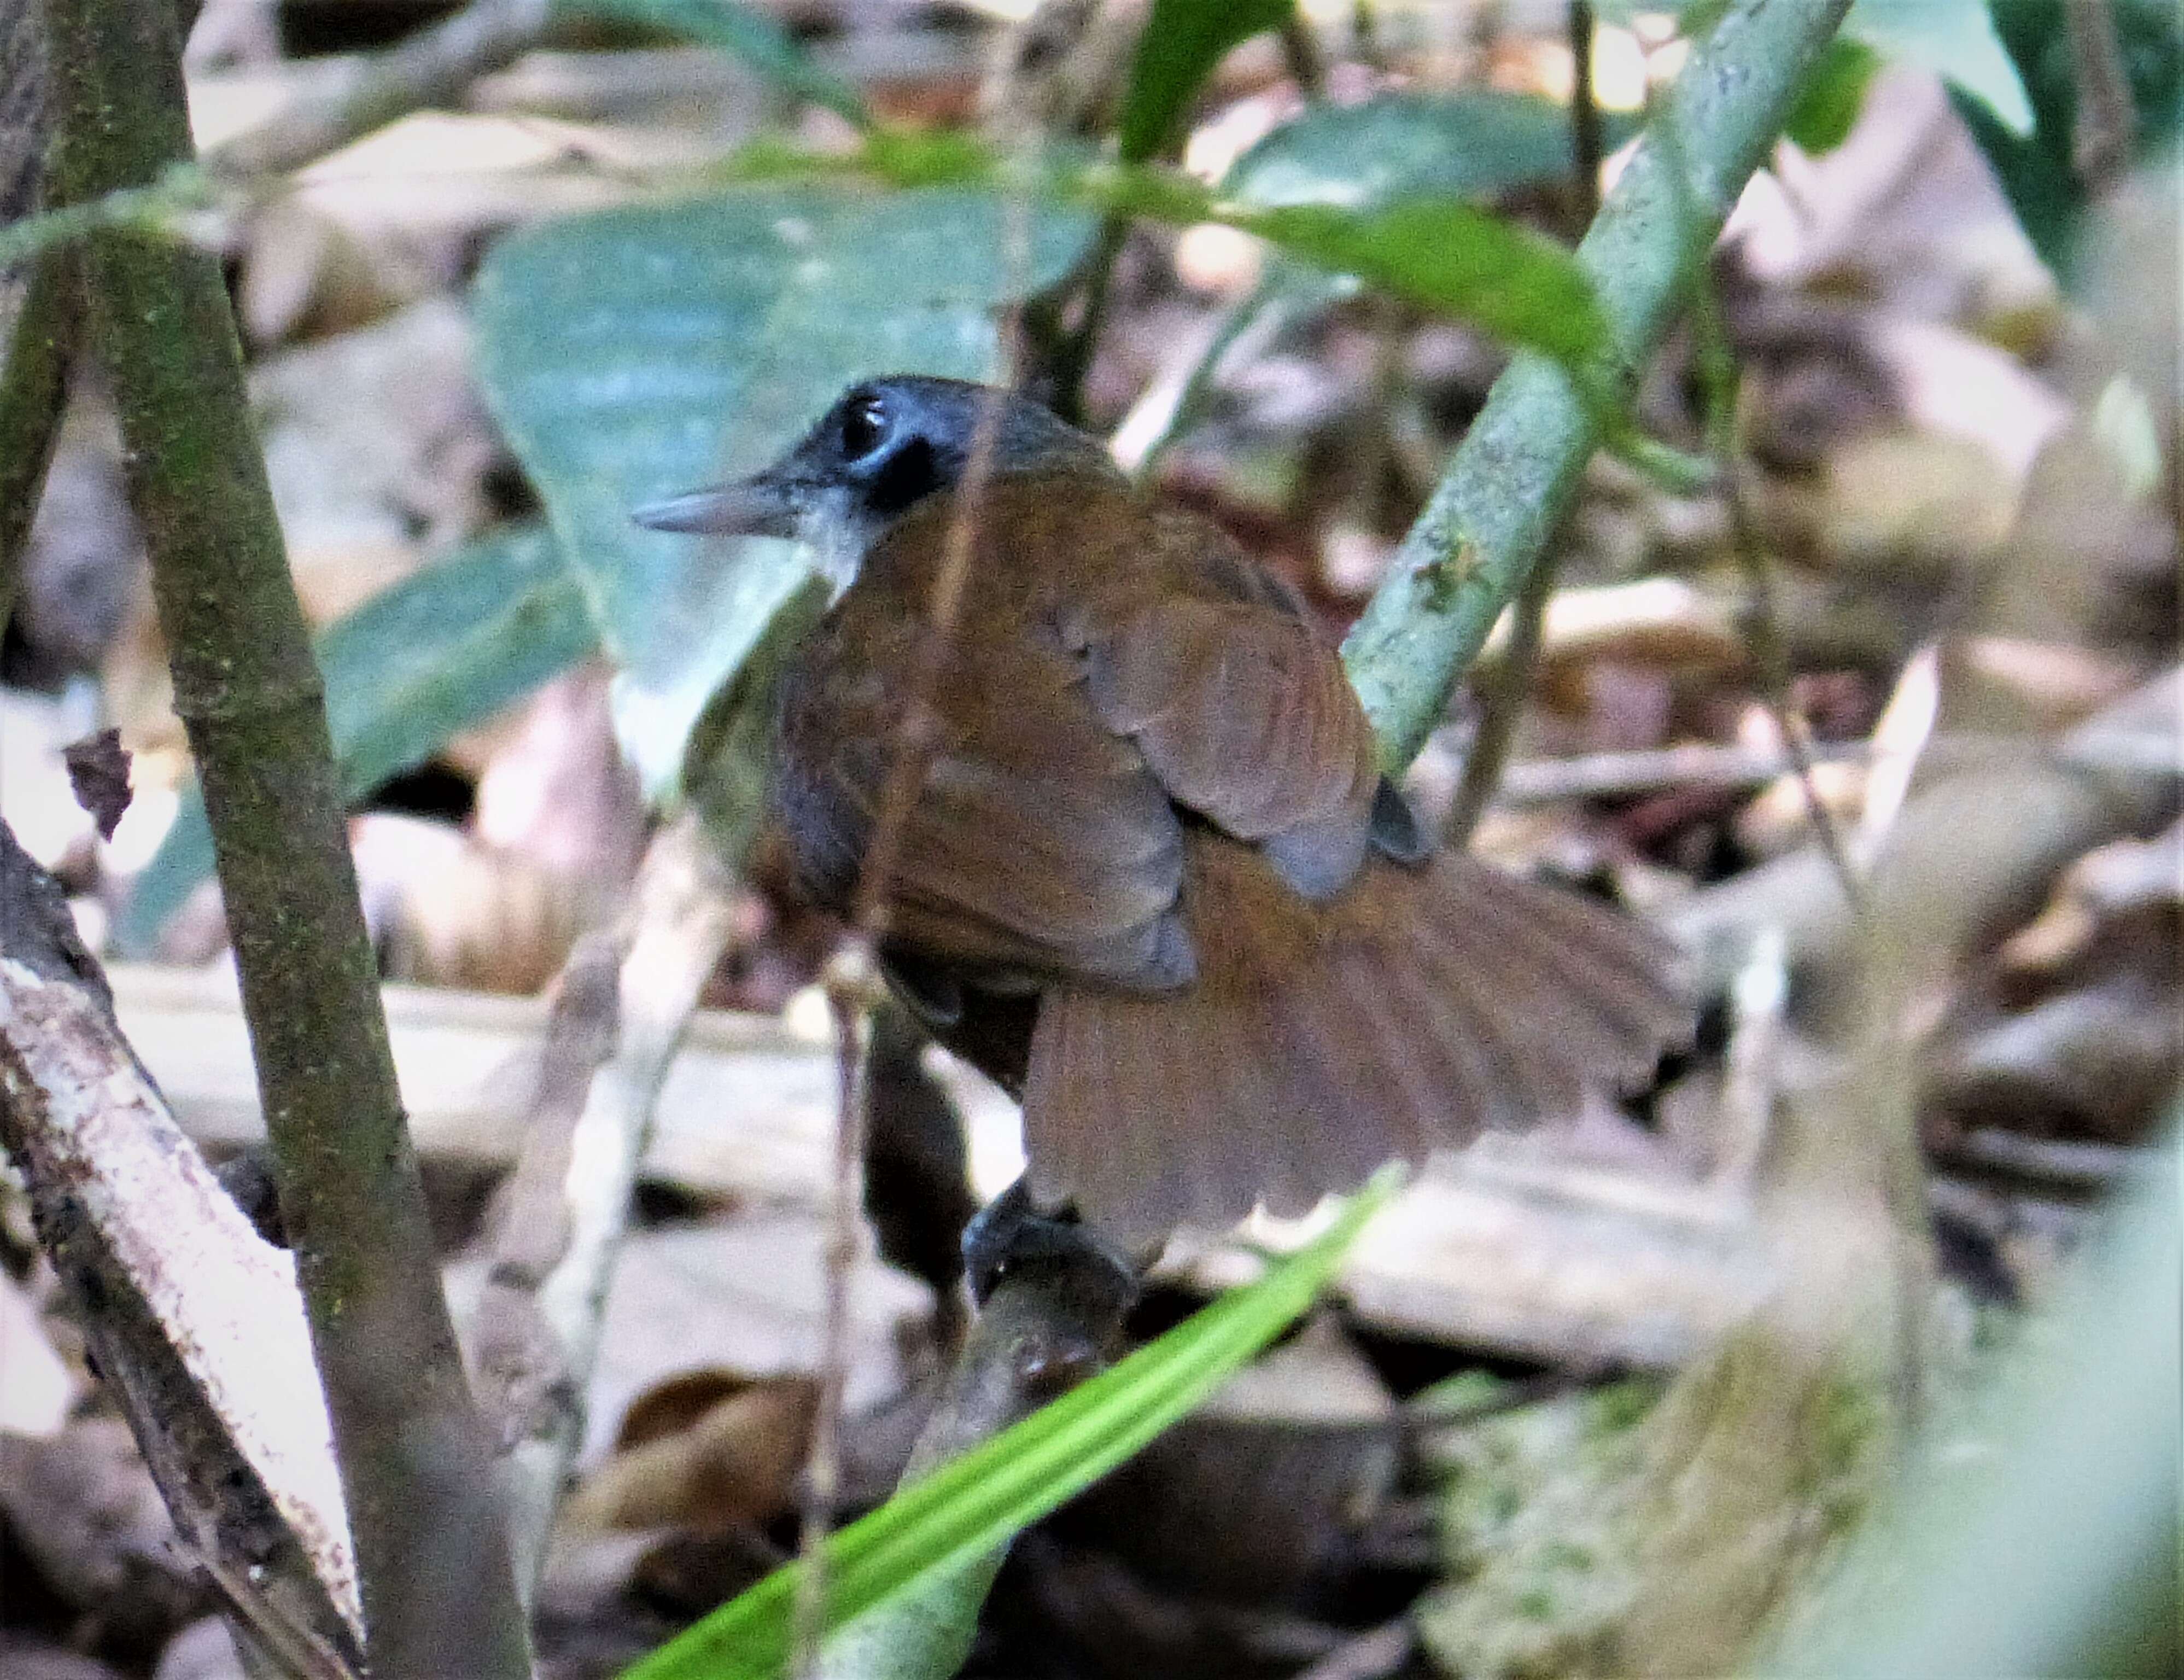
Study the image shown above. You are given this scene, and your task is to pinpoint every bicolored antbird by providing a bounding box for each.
[638,377,1692,1253]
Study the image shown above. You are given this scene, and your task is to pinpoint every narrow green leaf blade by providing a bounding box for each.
[622,1172,1398,1680]
[1118,0,1294,163]
[551,0,869,127]
[118,526,595,953]
[1238,197,1604,365]
[1075,165,1605,365]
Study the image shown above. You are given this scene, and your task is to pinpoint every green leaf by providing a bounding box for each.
[471,185,1093,796]
[118,526,595,954]
[1118,0,1294,163]
[1243,197,1602,363]
[622,1172,1399,1680]
[550,0,869,129]
[1948,0,2181,281]
[1783,37,1881,154]
[1078,164,1605,366]
[1846,0,2033,135]
[1224,90,1641,209]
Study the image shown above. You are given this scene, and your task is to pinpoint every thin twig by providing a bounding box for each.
[44,1,530,1669]
[1043,214,1129,428]
[1444,553,1557,848]
[1497,737,1871,805]
[1568,1,1602,225]
[206,0,553,177]
[1667,67,1867,911]
[1718,423,1866,908]
[472,813,743,1601]
[795,963,876,1676]
[793,222,1027,1676]
[2063,0,2136,191]
[0,249,75,629]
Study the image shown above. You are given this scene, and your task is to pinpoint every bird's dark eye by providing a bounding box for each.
[839,395,887,461]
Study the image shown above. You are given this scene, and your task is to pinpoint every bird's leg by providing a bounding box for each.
[961,1176,1141,1315]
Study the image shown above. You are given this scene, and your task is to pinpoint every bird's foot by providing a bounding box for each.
[962,1177,1140,1316]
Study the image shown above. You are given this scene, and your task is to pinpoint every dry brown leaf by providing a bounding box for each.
[558,1375,818,1537]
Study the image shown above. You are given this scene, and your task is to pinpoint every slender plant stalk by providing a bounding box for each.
[1341,0,1857,773]
[798,340,1019,1679]
[40,1,531,1671]
[1443,553,1556,848]
[1569,1,1602,225]
[1672,84,1866,909]
[207,0,552,177]
[0,246,74,630]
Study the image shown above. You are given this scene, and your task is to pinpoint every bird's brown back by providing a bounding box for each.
[768,466,1693,1243]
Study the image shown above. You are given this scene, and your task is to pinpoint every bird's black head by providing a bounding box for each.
[633,376,1118,591]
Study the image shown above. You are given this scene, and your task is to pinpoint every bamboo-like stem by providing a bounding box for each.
[1341,0,1856,773]
[41,0,530,1671]
[0,248,74,631]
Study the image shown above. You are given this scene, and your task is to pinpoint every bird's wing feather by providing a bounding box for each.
[784,621,1191,990]
[1061,516,1381,896]
[1077,597,1376,839]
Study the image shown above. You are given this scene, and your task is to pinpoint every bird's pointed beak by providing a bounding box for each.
[631,472,799,538]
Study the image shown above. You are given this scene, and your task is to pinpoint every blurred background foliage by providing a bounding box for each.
[1,0,2177,1676]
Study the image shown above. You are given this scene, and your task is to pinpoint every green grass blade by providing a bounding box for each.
[622,1171,1398,1680]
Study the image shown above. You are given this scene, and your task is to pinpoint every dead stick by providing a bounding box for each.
[206,0,553,178]
[0,819,361,1676]
[474,812,744,1600]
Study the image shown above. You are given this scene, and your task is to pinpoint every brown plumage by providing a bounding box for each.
[638,377,1694,1250]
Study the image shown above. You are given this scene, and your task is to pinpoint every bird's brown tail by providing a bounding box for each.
[1021,836,1695,1248]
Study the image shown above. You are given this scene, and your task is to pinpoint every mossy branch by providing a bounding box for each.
[0,247,74,631]
[1341,0,1857,775]
[40,0,532,1671]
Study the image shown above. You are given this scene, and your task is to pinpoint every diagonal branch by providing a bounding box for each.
[41,0,531,1670]
[0,819,361,1677]
[1341,0,1858,775]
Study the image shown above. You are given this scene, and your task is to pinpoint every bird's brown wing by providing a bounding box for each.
[781,477,1373,989]
[780,596,1194,993]
[1060,515,1382,899]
